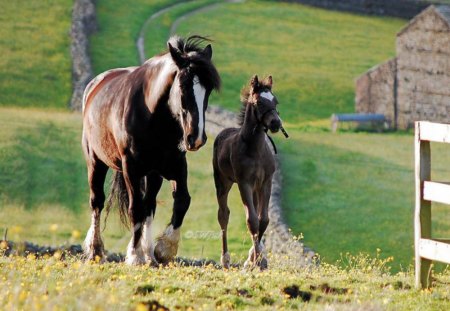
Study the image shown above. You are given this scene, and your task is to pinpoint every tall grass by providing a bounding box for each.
[0,254,449,310]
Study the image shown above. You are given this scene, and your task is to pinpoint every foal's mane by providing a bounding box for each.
[238,79,273,126]
[167,35,221,91]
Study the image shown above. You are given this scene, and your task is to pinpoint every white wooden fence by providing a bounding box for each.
[415,121,450,288]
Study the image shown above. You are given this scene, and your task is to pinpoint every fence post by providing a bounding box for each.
[414,122,432,288]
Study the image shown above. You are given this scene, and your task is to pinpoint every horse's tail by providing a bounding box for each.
[105,171,130,229]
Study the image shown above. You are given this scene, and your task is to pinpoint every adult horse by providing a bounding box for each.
[82,36,220,265]
[213,75,287,270]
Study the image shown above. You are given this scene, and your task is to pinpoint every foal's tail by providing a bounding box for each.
[105,171,130,228]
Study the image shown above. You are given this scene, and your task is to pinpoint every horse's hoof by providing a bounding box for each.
[83,244,105,263]
[221,252,231,269]
[125,255,146,266]
[259,257,268,270]
[84,252,106,263]
[243,256,256,270]
[154,226,180,264]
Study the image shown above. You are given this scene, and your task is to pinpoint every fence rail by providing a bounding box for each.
[415,121,450,289]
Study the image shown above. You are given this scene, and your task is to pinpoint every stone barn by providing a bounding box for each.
[355,5,450,129]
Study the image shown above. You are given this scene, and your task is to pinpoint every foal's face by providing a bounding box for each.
[257,89,282,133]
[177,70,211,151]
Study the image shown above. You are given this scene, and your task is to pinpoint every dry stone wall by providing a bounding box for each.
[282,0,440,19]
[70,0,96,111]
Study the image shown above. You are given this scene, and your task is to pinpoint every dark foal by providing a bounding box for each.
[213,75,287,270]
[82,36,220,265]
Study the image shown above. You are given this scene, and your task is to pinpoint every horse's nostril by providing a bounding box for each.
[187,135,195,148]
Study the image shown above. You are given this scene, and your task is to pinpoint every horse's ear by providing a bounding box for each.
[265,75,273,89]
[168,42,187,68]
[203,44,212,60]
[250,75,259,90]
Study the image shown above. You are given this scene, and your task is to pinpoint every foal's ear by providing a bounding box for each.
[168,42,187,68]
[250,75,259,90]
[203,44,212,60]
[264,75,273,89]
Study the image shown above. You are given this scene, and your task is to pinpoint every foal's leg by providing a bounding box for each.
[122,158,147,265]
[83,156,108,261]
[154,159,190,264]
[214,173,233,268]
[256,180,272,270]
[141,172,163,264]
[238,182,262,269]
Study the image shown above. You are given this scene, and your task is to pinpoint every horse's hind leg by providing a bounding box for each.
[141,172,163,264]
[121,158,147,265]
[84,156,108,262]
[256,180,272,270]
[214,173,232,269]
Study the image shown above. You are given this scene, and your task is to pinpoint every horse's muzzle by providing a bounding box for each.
[186,134,207,151]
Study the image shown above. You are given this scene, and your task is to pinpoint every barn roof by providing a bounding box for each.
[397,5,450,36]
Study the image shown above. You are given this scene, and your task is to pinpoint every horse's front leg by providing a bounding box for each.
[154,159,190,264]
[238,182,262,269]
[141,172,163,264]
[122,159,147,265]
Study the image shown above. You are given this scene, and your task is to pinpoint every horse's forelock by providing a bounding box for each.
[167,35,221,91]
[238,80,275,126]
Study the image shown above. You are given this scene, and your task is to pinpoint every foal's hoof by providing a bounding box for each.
[154,226,180,264]
[259,257,268,271]
[221,252,231,269]
[243,257,255,270]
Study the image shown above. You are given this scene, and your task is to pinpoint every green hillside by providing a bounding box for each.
[0,1,72,109]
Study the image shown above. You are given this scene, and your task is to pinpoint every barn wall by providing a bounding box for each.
[396,10,450,129]
[355,58,397,126]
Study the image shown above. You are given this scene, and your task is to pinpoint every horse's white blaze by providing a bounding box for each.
[260,91,274,101]
[193,75,206,146]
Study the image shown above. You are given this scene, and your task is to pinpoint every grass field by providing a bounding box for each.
[1,253,449,310]
[0,0,72,109]
[166,0,447,270]
[1,1,450,310]
[0,107,250,261]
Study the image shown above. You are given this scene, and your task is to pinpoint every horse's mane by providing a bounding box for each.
[167,35,221,91]
[238,80,272,126]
